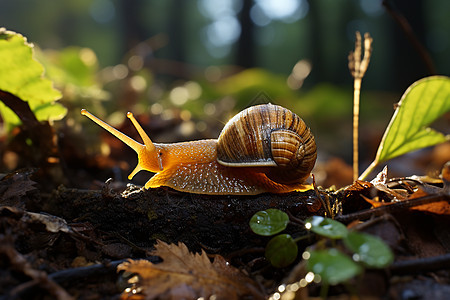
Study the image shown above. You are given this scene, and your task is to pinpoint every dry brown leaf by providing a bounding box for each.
[371,166,409,201]
[0,169,37,207]
[362,192,450,215]
[442,161,450,194]
[358,166,449,214]
[408,188,450,215]
[117,240,264,300]
[361,195,385,208]
[345,180,373,192]
[23,212,72,233]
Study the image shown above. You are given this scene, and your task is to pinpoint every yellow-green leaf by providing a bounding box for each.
[0,28,66,129]
[376,76,450,163]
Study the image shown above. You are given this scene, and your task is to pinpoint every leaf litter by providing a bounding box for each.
[360,164,450,215]
[117,240,264,300]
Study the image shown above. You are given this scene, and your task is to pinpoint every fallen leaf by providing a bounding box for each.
[23,212,72,233]
[371,166,408,201]
[362,166,450,215]
[408,188,450,215]
[0,169,37,207]
[442,161,450,194]
[117,240,264,300]
[340,180,374,213]
[371,166,389,186]
[361,195,385,208]
[345,180,373,192]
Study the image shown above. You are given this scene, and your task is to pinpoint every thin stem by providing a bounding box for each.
[319,282,329,299]
[353,79,361,181]
[348,32,373,182]
[359,160,378,181]
[312,174,332,217]
[293,234,312,243]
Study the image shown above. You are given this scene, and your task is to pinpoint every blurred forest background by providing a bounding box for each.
[1,0,449,184]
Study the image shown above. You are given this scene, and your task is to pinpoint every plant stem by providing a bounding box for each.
[293,234,312,243]
[353,78,361,181]
[348,32,373,181]
[358,160,378,181]
[320,282,329,299]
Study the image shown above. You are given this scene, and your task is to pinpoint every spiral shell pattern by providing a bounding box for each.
[217,104,316,184]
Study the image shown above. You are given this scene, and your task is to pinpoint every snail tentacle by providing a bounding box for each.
[81,103,317,194]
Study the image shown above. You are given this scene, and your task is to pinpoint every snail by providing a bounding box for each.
[81,104,317,195]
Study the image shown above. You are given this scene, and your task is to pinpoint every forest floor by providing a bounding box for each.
[0,121,449,299]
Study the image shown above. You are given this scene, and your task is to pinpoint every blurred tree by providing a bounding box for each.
[236,0,255,68]
[0,0,448,92]
[119,0,148,55]
[167,0,187,64]
[387,0,436,91]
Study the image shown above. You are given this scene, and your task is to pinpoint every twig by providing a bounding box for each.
[382,0,437,75]
[286,210,305,226]
[348,32,373,182]
[0,242,74,300]
[312,174,332,217]
[391,253,450,275]
[49,259,127,283]
[335,193,449,223]
[2,257,162,300]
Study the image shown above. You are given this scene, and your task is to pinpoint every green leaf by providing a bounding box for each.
[0,102,21,127]
[0,28,65,129]
[306,249,363,285]
[249,209,289,236]
[343,231,394,268]
[40,47,99,88]
[265,234,298,268]
[376,76,450,163]
[31,101,68,122]
[217,68,298,106]
[305,216,348,239]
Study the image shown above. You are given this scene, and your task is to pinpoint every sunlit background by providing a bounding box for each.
[2,0,448,89]
[1,0,449,184]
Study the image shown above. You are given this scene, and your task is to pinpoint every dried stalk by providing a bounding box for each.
[348,32,373,181]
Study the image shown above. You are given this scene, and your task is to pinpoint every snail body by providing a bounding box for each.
[81,104,316,195]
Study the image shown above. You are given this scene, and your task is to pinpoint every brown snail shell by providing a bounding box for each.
[81,103,317,194]
[217,103,317,185]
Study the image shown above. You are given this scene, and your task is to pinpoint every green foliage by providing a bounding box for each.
[265,234,298,268]
[250,209,394,285]
[0,28,66,130]
[305,216,394,286]
[217,68,298,107]
[41,47,98,87]
[249,209,297,268]
[307,249,363,285]
[305,216,348,239]
[37,46,107,101]
[249,208,289,236]
[378,76,450,160]
[298,83,353,121]
[305,216,394,269]
[360,76,450,179]
[343,231,394,268]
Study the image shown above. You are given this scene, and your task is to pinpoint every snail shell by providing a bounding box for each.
[217,104,316,185]
[81,103,316,194]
